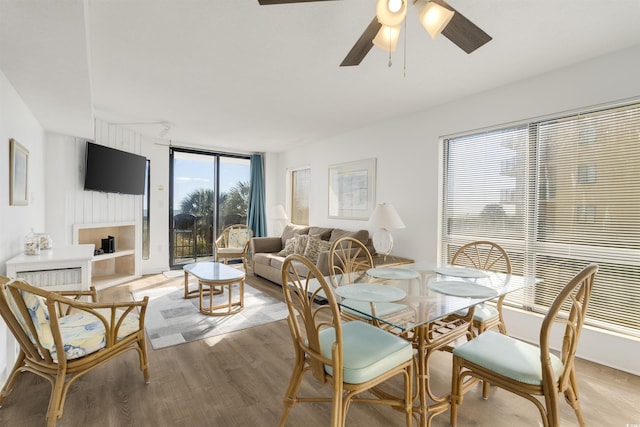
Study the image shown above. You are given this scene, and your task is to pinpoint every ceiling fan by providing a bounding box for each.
[257,0,492,66]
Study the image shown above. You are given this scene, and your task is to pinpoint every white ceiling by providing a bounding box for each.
[2,0,640,153]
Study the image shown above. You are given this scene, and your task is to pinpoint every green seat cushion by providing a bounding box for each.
[455,303,499,322]
[452,330,564,385]
[319,320,413,384]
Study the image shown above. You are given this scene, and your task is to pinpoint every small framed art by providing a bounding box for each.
[9,138,29,206]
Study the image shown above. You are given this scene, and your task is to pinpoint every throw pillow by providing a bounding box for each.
[294,234,309,255]
[277,236,298,257]
[228,228,250,248]
[303,234,332,264]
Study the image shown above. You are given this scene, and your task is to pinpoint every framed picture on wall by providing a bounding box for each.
[328,158,376,220]
[9,138,29,206]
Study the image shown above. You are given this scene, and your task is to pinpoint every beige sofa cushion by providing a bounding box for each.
[308,226,333,240]
[280,224,310,246]
[329,228,369,245]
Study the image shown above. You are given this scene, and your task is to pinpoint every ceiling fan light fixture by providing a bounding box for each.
[376,0,407,26]
[418,1,454,39]
[372,24,401,52]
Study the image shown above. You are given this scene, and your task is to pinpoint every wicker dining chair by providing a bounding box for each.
[450,263,598,427]
[450,240,512,335]
[328,236,412,330]
[0,276,150,427]
[215,224,253,271]
[279,254,414,427]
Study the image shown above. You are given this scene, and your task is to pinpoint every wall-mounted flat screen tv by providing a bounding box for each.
[84,142,147,195]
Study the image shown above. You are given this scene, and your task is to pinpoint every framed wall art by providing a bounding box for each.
[328,158,376,220]
[9,138,29,206]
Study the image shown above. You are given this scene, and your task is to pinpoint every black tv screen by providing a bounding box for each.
[84,142,147,195]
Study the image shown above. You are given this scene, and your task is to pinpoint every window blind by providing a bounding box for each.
[291,168,311,226]
[441,103,640,337]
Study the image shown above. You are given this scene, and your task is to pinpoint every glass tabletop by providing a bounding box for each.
[183,261,245,281]
[331,262,541,331]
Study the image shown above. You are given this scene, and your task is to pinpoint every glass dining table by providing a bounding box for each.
[327,262,541,427]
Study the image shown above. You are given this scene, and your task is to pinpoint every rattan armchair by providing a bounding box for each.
[450,263,598,427]
[279,254,414,426]
[0,276,149,427]
[215,224,253,271]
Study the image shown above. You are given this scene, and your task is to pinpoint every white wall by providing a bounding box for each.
[0,69,47,385]
[45,122,142,275]
[272,45,640,375]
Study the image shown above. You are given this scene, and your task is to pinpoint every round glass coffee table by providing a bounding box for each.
[183,262,246,316]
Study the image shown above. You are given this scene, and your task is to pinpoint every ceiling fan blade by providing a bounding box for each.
[258,0,337,4]
[340,17,381,67]
[432,0,492,54]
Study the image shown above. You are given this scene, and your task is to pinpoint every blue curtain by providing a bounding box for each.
[247,153,267,237]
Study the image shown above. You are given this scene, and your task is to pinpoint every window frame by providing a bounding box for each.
[440,101,640,338]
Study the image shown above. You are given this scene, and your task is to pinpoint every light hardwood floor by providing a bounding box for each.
[1,271,639,426]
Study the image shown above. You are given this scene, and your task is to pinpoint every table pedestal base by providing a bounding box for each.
[198,278,244,316]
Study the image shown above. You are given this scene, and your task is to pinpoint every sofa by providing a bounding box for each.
[251,224,372,286]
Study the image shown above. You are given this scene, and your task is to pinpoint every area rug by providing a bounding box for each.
[132,281,289,349]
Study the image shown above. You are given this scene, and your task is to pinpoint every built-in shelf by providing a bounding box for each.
[73,222,139,289]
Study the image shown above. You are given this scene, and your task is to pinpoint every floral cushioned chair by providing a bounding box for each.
[0,276,149,427]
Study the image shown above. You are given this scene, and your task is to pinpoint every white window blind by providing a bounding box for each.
[442,103,640,337]
[291,168,310,226]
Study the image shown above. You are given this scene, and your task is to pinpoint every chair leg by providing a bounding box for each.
[404,364,413,427]
[278,356,306,427]
[0,350,26,406]
[137,336,151,383]
[450,357,462,427]
[564,370,587,426]
[334,383,346,427]
[482,378,491,399]
[46,370,66,427]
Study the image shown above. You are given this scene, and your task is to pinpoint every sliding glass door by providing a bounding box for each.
[170,148,250,268]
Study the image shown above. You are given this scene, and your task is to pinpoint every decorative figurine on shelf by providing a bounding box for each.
[37,233,53,250]
[24,229,40,255]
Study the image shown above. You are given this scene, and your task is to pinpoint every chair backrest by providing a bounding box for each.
[281,254,342,383]
[220,224,253,249]
[451,241,512,274]
[328,237,374,288]
[540,263,598,399]
[0,277,58,364]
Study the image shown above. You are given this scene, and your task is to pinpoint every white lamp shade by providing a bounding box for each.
[418,1,454,39]
[376,0,407,27]
[273,204,288,220]
[369,203,406,229]
[373,24,401,52]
